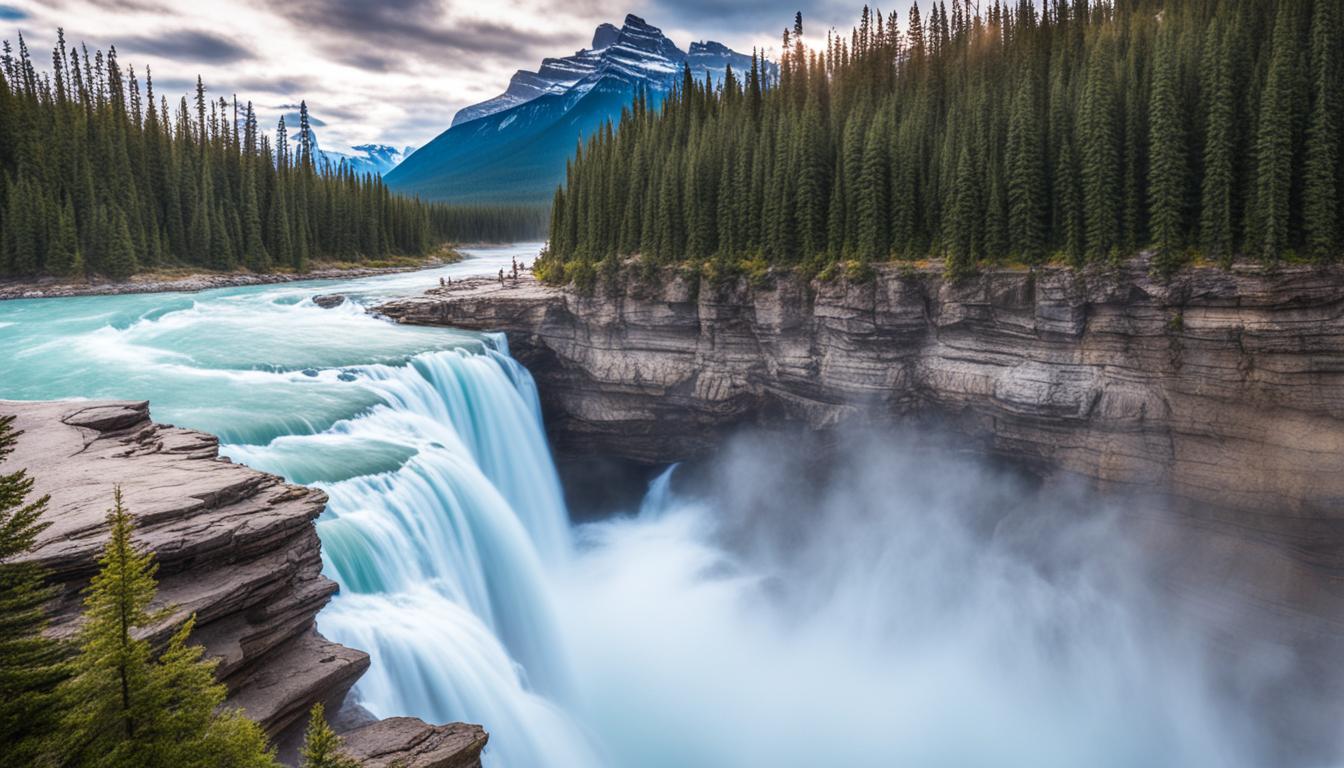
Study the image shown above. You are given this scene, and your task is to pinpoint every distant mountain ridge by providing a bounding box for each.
[307,125,414,177]
[385,14,772,204]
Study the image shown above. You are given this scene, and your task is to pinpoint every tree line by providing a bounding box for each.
[430,203,550,244]
[0,32,539,281]
[0,415,367,767]
[542,0,1343,284]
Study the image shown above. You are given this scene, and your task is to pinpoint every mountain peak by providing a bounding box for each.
[407,17,778,201]
[592,23,620,50]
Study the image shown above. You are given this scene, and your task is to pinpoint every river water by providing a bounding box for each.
[0,244,1305,768]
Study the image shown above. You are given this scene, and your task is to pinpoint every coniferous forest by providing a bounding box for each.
[0,33,541,282]
[542,0,1344,283]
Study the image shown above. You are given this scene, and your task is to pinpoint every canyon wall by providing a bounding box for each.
[1,399,486,768]
[377,258,1344,517]
[377,259,1344,745]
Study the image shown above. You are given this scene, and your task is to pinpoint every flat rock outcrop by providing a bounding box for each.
[0,399,486,768]
[377,258,1344,516]
[342,719,488,768]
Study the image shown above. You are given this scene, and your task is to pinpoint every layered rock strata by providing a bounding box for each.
[376,257,1344,754]
[376,258,1344,516]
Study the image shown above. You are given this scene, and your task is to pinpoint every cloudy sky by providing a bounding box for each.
[1,0,874,152]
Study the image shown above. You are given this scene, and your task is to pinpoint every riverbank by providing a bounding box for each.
[0,250,463,301]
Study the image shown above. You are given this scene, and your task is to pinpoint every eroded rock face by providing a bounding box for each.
[376,259,1344,516]
[375,261,1344,752]
[0,400,486,768]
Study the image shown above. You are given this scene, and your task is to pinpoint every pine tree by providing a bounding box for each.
[947,141,979,277]
[856,115,890,261]
[2,176,38,275]
[104,208,138,280]
[1006,73,1047,262]
[1200,16,1236,262]
[241,165,269,272]
[1252,0,1300,261]
[1148,25,1187,274]
[1079,31,1120,261]
[0,414,66,765]
[539,1,1341,279]
[46,198,80,276]
[1303,0,1340,261]
[298,703,360,768]
[56,488,279,768]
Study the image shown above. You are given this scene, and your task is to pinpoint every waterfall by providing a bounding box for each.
[225,345,597,767]
[2,252,1311,768]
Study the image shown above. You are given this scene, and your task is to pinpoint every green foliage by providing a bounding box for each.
[431,204,550,243]
[299,703,361,768]
[0,414,66,766]
[545,0,1343,282]
[56,488,279,768]
[1252,0,1303,262]
[0,36,532,280]
[1148,24,1187,276]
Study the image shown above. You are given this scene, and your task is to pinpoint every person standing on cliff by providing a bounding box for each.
[498,269,505,285]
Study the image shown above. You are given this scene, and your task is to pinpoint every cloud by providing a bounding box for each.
[118,29,252,64]
[4,0,896,152]
[269,0,577,68]
[279,110,327,127]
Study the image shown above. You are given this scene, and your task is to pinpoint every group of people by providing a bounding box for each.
[498,257,527,285]
[434,257,528,290]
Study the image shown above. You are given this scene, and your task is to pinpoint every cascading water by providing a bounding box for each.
[232,346,596,767]
[0,246,602,767]
[0,244,1327,768]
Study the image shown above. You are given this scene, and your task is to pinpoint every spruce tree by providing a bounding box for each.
[298,703,360,768]
[0,414,66,765]
[1079,31,1120,261]
[56,488,279,768]
[856,115,890,261]
[47,198,80,276]
[1006,73,1047,262]
[1252,0,1300,261]
[1303,0,1340,261]
[1148,25,1187,275]
[1200,16,1235,262]
[104,208,138,280]
[947,141,979,277]
[539,0,1340,279]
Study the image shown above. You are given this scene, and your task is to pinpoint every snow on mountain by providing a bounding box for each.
[450,15,768,129]
[451,23,617,127]
[389,14,772,204]
[285,113,413,176]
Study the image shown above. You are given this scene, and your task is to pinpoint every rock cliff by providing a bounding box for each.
[0,399,486,768]
[376,258,1344,516]
[376,259,1344,749]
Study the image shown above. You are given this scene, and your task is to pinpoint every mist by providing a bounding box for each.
[554,428,1321,768]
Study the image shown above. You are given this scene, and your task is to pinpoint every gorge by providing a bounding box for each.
[3,246,1343,767]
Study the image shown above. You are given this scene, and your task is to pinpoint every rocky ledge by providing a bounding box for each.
[0,399,486,768]
[376,257,1344,516]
